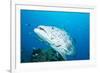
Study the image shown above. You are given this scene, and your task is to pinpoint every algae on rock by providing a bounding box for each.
[31,48,64,62]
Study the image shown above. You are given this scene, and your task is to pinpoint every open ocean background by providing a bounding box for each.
[21,9,90,63]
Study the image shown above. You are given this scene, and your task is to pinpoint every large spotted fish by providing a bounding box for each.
[34,25,75,60]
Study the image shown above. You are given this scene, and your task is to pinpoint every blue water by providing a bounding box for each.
[21,9,90,62]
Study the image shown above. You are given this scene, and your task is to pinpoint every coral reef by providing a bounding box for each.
[31,48,64,62]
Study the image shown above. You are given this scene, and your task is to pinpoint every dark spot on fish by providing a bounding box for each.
[39,27,44,30]
[52,27,54,29]
[56,45,61,47]
[39,27,47,33]
[51,37,54,40]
